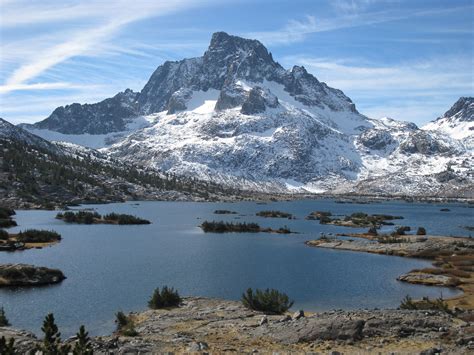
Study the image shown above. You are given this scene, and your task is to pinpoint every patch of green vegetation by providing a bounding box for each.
[0,229,9,240]
[256,210,292,218]
[148,286,182,309]
[115,311,138,337]
[214,210,237,214]
[0,336,15,355]
[16,229,61,243]
[103,213,150,225]
[399,295,450,313]
[201,221,261,233]
[57,211,150,225]
[395,226,411,235]
[200,221,293,234]
[57,211,100,224]
[242,288,294,315]
[416,227,427,235]
[0,307,10,326]
[0,208,15,219]
[305,211,332,221]
[0,219,17,228]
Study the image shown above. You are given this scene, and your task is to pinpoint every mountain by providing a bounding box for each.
[16,32,474,198]
[423,97,473,149]
[0,118,237,208]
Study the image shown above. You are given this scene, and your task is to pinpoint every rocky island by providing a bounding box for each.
[56,211,151,225]
[0,264,65,287]
[200,221,293,234]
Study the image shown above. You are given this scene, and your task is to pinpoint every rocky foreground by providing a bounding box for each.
[1,297,474,354]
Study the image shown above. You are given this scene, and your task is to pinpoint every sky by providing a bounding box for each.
[0,0,473,126]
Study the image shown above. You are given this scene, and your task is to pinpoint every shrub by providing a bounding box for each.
[400,295,450,312]
[115,311,138,337]
[241,288,294,315]
[416,227,427,235]
[0,229,9,240]
[37,313,71,354]
[395,226,411,235]
[0,219,17,228]
[0,208,15,219]
[0,307,10,326]
[367,226,378,236]
[73,325,93,355]
[0,337,15,355]
[16,229,61,243]
[319,215,332,224]
[148,286,181,309]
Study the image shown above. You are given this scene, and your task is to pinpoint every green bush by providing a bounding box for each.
[115,311,138,337]
[400,295,450,312]
[416,227,427,235]
[0,219,17,228]
[16,229,61,243]
[395,226,411,235]
[37,313,71,354]
[0,307,10,326]
[241,288,294,315]
[0,336,15,355]
[0,229,9,240]
[0,208,15,219]
[148,286,181,309]
[73,325,93,355]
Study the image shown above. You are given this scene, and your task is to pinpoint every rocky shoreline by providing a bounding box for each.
[306,234,474,310]
[1,297,473,353]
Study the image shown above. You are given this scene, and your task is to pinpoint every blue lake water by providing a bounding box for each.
[0,199,472,337]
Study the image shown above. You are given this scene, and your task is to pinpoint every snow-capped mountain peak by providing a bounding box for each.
[423,97,473,140]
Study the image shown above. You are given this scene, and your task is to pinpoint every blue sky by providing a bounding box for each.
[0,0,472,126]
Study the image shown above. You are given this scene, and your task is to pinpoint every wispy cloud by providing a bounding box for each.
[0,0,215,93]
[0,82,99,94]
[247,4,474,46]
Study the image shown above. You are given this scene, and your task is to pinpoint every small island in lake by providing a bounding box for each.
[0,264,65,287]
[306,211,403,227]
[256,210,293,219]
[56,211,151,225]
[0,229,61,251]
[200,221,293,234]
[213,209,237,214]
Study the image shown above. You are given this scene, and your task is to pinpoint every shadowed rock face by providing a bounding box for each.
[440,97,474,122]
[399,131,454,155]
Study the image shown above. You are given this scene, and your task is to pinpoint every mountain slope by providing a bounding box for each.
[0,118,237,208]
[423,97,473,151]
